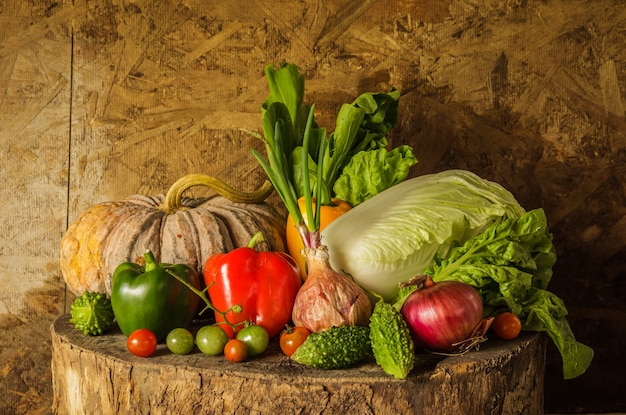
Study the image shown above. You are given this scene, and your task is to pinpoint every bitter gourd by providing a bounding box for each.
[369,298,414,379]
[290,325,371,369]
[69,291,115,336]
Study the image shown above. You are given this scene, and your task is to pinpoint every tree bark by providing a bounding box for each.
[51,314,545,415]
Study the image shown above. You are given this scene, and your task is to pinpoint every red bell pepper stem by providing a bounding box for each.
[247,231,266,249]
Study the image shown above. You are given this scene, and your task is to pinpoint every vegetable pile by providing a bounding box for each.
[64,61,592,382]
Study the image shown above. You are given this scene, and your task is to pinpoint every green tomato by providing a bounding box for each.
[236,324,269,357]
[196,325,229,356]
[166,328,195,355]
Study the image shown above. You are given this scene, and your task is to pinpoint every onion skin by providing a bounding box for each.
[400,275,484,353]
[292,246,372,333]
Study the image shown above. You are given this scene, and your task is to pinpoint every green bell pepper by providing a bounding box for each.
[111,250,201,342]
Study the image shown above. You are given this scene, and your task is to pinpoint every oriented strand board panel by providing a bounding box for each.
[0,0,624,413]
[0,2,71,413]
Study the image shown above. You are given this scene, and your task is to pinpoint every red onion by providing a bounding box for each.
[400,275,491,353]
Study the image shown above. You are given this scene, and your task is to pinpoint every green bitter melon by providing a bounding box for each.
[369,298,415,379]
[290,325,371,369]
[69,291,115,336]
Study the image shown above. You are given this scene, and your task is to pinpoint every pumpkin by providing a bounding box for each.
[60,174,286,296]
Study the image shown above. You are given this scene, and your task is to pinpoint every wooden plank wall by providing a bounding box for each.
[1,1,624,413]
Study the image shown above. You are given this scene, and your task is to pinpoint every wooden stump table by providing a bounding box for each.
[50,314,545,414]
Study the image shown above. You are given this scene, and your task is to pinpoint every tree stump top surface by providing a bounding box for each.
[51,314,545,414]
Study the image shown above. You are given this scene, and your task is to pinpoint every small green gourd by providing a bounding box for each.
[69,291,115,336]
[369,297,415,379]
[290,325,371,369]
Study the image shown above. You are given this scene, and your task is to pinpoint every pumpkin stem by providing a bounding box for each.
[161,174,274,214]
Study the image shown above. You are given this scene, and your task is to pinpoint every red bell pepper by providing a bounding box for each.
[203,232,302,338]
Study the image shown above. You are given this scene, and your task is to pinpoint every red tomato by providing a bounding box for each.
[127,328,157,357]
[492,312,522,340]
[279,326,311,357]
[224,339,248,363]
[286,197,351,278]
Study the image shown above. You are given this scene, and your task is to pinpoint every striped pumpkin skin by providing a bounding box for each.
[60,194,286,296]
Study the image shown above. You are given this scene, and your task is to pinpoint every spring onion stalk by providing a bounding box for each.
[252,82,371,333]
[300,105,324,242]
[252,105,321,247]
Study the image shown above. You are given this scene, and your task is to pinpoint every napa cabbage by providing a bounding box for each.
[321,169,525,301]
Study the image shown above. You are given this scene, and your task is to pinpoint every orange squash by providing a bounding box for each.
[286,197,351,279]
[60,174,285,296]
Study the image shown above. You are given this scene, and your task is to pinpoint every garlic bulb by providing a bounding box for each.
[292,246,372,332]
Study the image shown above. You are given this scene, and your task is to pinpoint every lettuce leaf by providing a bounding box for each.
[333,145,418,206]
[423,209,593,379]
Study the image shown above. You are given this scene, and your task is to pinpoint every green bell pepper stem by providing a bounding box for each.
[144,250,159,272]
[165,269,243,332]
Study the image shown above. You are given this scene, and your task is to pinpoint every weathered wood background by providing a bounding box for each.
[0,0,624,413]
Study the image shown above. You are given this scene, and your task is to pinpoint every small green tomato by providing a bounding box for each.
[196,325,229,356]
[166,328,195,355]
[236,324,269,357]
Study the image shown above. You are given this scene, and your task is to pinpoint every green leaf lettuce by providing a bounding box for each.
[333,145,418,206]
[423,209,593,379]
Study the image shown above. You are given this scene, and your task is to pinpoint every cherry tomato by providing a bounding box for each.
[224,339,248,363]
[196,325,229,356]
[279,326,311,357]
[236,324,269,357]
[286,197,351,278]
[127,328,157,357]
[166,328,195,355]
[492,312,522,340]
